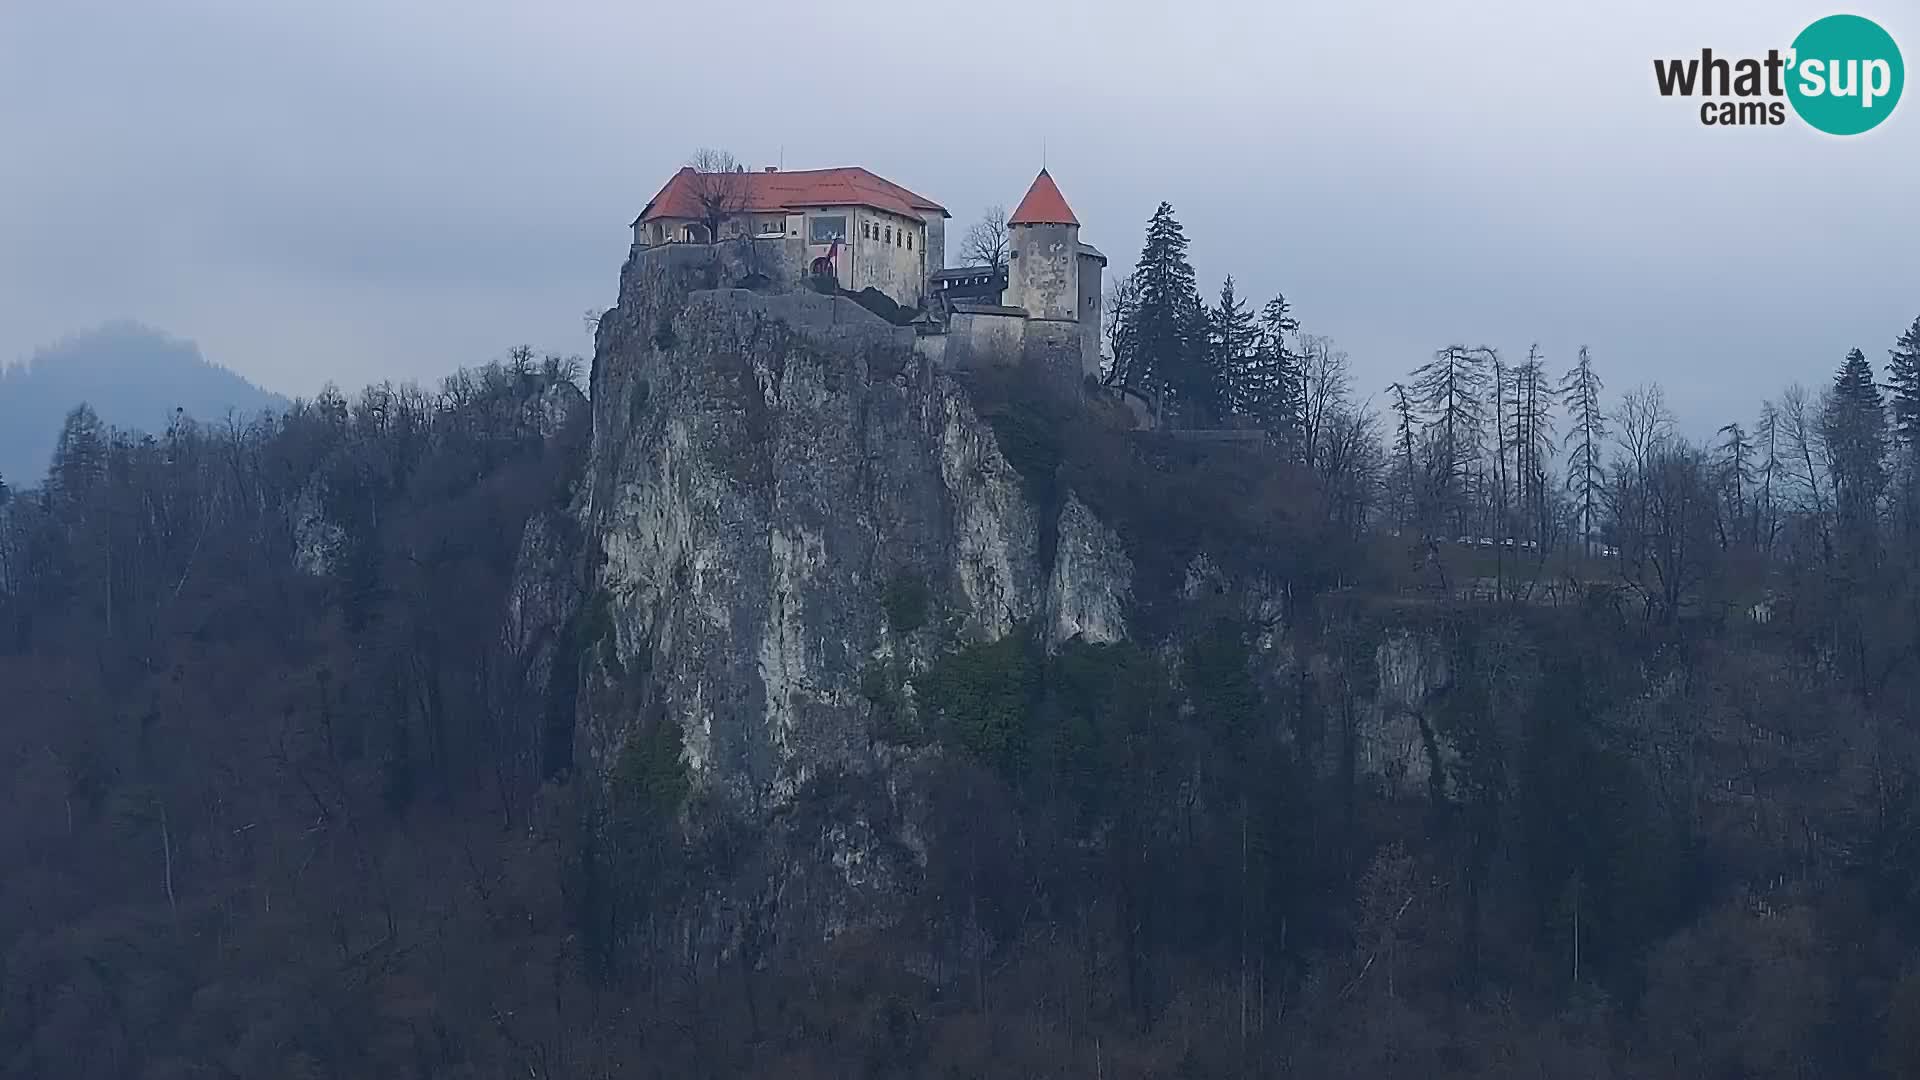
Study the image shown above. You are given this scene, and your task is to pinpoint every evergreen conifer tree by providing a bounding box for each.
[1823,347,1887,534]
[1118,203,1214,424]
[50,404,107,509]
[1210,276,1259,415]
[1223,287,1303,446]
[1888,316,1920,453]
[1252,295,1304,450]
[1887,316,1920,540]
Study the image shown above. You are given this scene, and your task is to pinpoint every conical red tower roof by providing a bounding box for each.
[1008,169,1079,226]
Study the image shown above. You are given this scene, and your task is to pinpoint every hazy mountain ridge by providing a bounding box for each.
[0,321,287,486]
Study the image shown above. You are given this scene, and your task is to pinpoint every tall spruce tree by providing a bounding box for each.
[1889,316,1920,452]
[1210,276,1259,414]
[1235,293,1303,449]
[1560,347,1607,555]
[50,404,108,510]
[1888,316,1920,540]
[1823,347,1887,538]
[1118,203,1214,424]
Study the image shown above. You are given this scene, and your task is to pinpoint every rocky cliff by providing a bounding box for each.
[579,259,1134,800]
[495,257,1139,944]
[508,255,1454,951]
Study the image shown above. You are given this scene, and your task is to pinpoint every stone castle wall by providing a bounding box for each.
[630,236,805,294]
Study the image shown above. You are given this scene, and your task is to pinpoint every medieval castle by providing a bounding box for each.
[632,165,1107,382]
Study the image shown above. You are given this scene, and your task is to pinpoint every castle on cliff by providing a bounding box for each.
[632,165,1106,381]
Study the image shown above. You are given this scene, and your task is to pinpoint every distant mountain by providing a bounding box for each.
[0,321,288,487]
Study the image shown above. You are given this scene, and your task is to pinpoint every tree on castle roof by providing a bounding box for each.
[686,147,748,242]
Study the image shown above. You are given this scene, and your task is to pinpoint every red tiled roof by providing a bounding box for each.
[636,166,947,224]
[1008,169,1078,227]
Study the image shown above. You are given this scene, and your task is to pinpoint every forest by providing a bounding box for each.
[5,194,1920,1077]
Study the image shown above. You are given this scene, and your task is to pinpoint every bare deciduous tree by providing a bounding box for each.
[1778,383,1831,529]
[685,148,748,243]
[1608,383,1678,584]
[1612,383,1677,484]
[1102,272,1140,385]
[1298,334,1351,473]
[960,205,1010,269]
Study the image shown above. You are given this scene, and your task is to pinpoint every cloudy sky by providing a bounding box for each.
[2,0,1915,432]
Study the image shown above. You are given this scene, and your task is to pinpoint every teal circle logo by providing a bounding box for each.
[1787,14,1903,134]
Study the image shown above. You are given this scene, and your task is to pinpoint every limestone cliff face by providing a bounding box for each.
[1357,630,1460,801]
[569,259,1132,927]
[505,255,1474,950]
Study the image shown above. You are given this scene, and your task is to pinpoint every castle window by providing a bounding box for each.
[885,226,892,243]
[809,215,847,244]
[907,233,913,250]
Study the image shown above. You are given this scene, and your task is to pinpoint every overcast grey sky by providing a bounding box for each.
[2,0,1915,432]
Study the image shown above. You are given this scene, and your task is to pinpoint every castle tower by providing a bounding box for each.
[1005,169,1080,323]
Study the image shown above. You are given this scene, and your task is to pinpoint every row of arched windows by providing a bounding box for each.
[860,219,914,251]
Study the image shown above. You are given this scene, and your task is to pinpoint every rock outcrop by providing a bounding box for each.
[530,257,1138,945]
[508,253,1462,955]
[1357,629,1460,801]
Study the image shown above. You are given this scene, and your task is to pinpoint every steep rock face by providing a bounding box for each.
[499,509,585,781]
[1356,630,1459,800]
[1045,494,1132,647]
[576,262,1131,856]
[522,257,1489,955]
